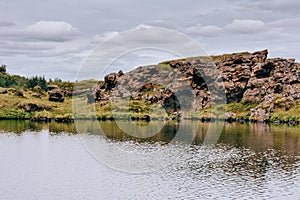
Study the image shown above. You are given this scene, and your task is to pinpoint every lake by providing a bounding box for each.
[0,120,300,199]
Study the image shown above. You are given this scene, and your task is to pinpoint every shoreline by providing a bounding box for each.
[0,116,299,125]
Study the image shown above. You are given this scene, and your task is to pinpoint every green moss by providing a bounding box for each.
[226,102,259,120]
[270,103,300,123]
[157,63,171,71]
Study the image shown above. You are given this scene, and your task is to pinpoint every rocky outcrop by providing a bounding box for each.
[18,102,51,112]
[88,49,300,121]
[48,89,65,102]
[89,70,124,103]
[48,84,72,97]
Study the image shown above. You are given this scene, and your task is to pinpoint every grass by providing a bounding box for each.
[93,99,167,120]
[1,72,300,124]
[186,101,259,121]
[270,102,300,123]
[0,89,73,119]
[2,88,300,124]
[226,102,260,120]
[74,79,100,90]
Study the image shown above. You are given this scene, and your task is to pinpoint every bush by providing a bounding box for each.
[0,64,6,73]
[27,76,48,91]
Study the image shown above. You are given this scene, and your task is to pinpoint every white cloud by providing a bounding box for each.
[25,20,80,42]
[225,19,265,34]
[186,24,223,37]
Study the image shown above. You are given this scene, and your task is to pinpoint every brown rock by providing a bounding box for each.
[18,102,51,112]
[48,89,64,102]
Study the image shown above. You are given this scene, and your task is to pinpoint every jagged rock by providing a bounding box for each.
[104,70,123,89]
[48,89,64,102]
[93,70,124,102]
[242,88,263,102]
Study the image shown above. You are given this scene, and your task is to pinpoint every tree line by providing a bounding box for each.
[0,64,67,91]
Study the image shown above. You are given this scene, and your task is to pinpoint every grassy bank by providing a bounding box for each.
[0,88,73,120]
[1,88,300,125]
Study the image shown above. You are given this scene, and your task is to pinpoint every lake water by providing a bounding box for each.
[0,120,300,199]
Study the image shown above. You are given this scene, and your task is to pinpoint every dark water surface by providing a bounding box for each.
[0,120,300,199]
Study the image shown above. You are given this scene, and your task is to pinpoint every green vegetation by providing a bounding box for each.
[187,101,298,124]
[270,102,300,123]
[157,63,171,71]
[27,76,48,91]
[0,64,7,73]
[226,102,259,120]
[49,78,75,89]
[74,79,99,90]
[0,69,47,91]
[92,99,167,120]
[0,88,73,120]
[0,73,28,89]
[0,65,74,91]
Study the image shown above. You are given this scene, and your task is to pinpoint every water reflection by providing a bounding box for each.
[0,120,44,134]
[98,120,179,143]
[0,120,300,199]
[0,120,300,155]
[0,120,76,134]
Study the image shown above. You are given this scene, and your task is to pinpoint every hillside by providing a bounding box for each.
[78,49,300,123]
[1,49,300,124]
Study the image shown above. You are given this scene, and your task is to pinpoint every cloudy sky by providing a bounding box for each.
[0,0,300,80]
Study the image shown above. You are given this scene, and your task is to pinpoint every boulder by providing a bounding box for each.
[48,89,64,102]
[18,102,51,112]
